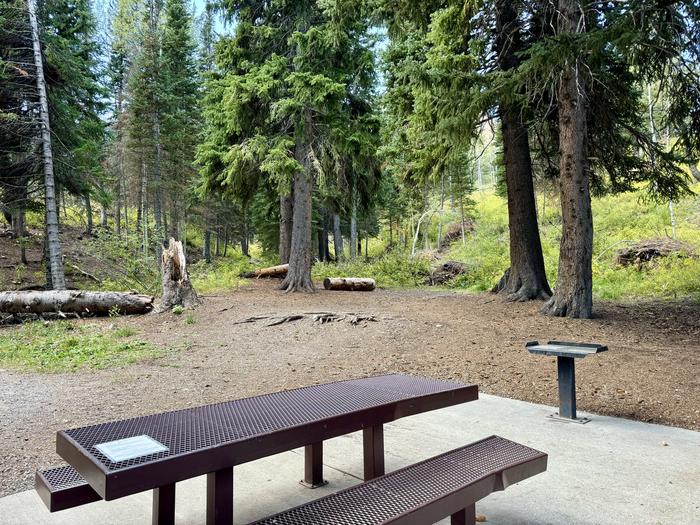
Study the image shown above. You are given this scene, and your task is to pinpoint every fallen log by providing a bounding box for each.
[0,290,154,315]
[243,264,289,279]
[323,277,376,291]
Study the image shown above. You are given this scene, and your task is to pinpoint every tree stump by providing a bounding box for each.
[158,238,199,312]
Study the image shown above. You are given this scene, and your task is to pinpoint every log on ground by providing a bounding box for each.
[323,277,376,291]
[243,264,289,278]
[0,290,154,315]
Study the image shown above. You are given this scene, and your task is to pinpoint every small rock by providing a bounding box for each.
[476,514,488,522]
[661,441,668,447]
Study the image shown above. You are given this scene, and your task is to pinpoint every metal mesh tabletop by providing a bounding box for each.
[250,436,547,525]
[56,374,477,499]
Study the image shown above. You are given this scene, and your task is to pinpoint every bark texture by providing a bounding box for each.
[332,213,344,260]
[494,0,551,301]
[158,238,199,312]
[279,193,293,264]
[0,290,153,315]
[542,0,593,319]
[280,141,314,292]
[323,277,375,291]
[28,0,65,290]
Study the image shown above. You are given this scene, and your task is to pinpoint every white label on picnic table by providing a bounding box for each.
[95,435,168,463]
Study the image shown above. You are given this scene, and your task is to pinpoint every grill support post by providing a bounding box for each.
[451,503,476,525]
[152,483,175,525]
[301,441,327,488]
[363,424,385,480]
[557,356,577,419]
[206,467,233,525]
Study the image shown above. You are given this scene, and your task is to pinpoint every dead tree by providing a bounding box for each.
[157,238,199,312]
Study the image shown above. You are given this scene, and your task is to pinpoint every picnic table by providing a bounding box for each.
[41,374,478,524]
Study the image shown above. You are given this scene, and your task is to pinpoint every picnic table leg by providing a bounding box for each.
[362,424,384,480]
[301,441,327,488]
[206,467,233,525]
[152,483,176,525]
[451,503,476,525]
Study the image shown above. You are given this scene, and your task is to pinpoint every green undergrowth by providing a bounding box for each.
[445,186,700,300]
[0,321,161,372]
[312,251,431,288]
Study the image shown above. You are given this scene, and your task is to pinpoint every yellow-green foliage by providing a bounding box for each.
[447,185,700,300]
[189,248,273,293]
[0,321,161,372]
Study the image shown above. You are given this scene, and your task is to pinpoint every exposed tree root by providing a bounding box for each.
[231,312,379,327]
[492,267,551,302]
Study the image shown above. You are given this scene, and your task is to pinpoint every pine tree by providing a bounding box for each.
[198,0,378,291]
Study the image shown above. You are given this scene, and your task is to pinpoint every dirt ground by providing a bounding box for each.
[1,279,699,497]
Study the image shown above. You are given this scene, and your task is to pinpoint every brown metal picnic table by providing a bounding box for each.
[54,374,478,524]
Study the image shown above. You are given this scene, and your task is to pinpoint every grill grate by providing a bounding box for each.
[63,374,470,472]
[251,437,545,525]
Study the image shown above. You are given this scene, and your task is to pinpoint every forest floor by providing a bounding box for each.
[1,279,699,497]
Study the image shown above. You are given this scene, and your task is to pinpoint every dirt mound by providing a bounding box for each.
[439,219,475,251]
[615,238,693,267]
[425,260,467,285]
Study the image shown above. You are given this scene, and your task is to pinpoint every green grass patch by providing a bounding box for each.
[190,255,262,293]
[0,321,161,373]
[312,251,431,288]
[445,186,700,300]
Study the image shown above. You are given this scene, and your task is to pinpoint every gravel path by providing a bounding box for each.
[1,280,698,497]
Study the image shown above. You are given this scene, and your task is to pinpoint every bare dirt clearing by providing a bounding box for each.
[1,279,698,497]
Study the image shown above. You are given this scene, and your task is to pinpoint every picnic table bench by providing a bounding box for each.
[37,374,479,523]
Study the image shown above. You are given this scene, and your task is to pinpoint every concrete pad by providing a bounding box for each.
[1,393,698,524]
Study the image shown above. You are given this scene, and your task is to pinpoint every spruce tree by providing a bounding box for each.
[198,1,378,291]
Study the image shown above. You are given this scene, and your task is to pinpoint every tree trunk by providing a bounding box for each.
[280,140,314,292]
[493,0,551,301]
[279,192,293,264]
[349,189,358,259]
[203,229,211,263]
[153,117,164,265]
[84,194,93,235]
[0,290,154,315]
[542,0,592,319]
[28,0,65,290]
[332,213,343,260]
[689,162,700,182]
[157,238,199,312]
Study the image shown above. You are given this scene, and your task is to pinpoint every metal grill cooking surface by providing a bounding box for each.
[251,436,545,525]
[63,374,470,472]
[41,465,86,491]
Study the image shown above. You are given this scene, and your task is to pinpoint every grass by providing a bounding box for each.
[0,321,162,373]
[445,185,700,300]
[312,252,431,288]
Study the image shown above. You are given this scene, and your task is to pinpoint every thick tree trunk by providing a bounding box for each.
[493,0,551,301]
[279,192,293,264]
[280,140,314,292]
[157,238,199,312]
[332,213,343,260]
[28,0,65,290]
[542,0,592,319]
[323,277,375,291]
[0,290,154,315]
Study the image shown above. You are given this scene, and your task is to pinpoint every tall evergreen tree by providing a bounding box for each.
[198,0,378,291]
